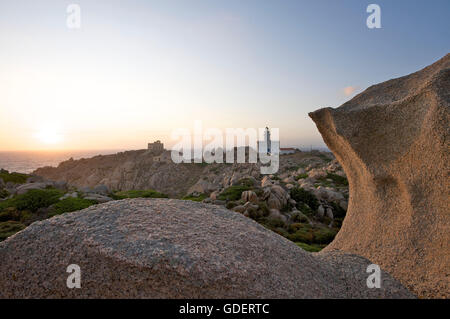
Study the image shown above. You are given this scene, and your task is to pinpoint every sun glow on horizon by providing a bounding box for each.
[33,125,64,145]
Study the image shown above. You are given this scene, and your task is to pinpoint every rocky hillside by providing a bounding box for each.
[33,150,206,197]
[2,151,350,252]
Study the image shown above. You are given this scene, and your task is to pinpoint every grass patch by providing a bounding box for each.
[0,221,26,241]
[49,197,98,217]
[113,189,168,199]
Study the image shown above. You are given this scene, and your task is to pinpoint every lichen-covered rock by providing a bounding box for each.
[0,199,413,298]
[309,54,450,298]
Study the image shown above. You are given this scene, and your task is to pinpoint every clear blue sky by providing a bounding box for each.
[0,0,448,150]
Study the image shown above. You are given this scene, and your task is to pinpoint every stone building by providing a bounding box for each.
[148,140,164,154]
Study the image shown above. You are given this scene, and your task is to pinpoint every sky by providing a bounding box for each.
[0,0,449,151]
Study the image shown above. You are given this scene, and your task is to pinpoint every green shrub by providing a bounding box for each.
[0,221,26,241]
[113,189,168,199]
[49,197,98,217]
[0,189,9,199]
[226,201,238,209]
[287,223,314,243]
[285,165,300,171]
[6,189,63,212]
[217,185,251,201]
[325,173,348,186]
[237,178,255,187]
[295,242,325,252]
[260,217,286,230]
[0,208,19,222]
[0,171,28,184]
[333,217,345,228]
[0,197,15,211]
[330,202,346,219]
[291,212,309,223]
[273,227,289,237]
[295,173,308,180]
[288,229,314,243]
[19,210,34,223]
[298,203,315,216]
[257,202,270,216]
[312,227,338,244]
[182,193,207,202]
[290,187,319,211]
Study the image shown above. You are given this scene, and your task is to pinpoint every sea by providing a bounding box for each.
[0,150,122,174]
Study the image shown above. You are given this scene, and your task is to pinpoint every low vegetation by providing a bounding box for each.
[0,221,26,241]
[0,170,28,184]
[289,187,319,211]
[217,185,251,201]
[49,197,98,217]
[0,189,63,212]
[182,193,208,202]
[295,173,308,180]
[295,242,325,252]
[113,189,168,199]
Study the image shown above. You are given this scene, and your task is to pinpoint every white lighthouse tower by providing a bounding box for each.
[264,126,271,154]
[258,126,272,154]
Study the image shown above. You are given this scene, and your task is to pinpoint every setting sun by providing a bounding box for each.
[34,126,64,145]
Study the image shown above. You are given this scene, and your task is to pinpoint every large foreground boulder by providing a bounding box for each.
[309,54,449,298]
[0,199,412,298]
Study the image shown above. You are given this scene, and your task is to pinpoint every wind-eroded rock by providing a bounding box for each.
[0,199,413,298]
[309,54,450,298]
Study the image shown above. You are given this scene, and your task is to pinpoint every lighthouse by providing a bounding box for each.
[258,126,272,154]
[264,126,271,154]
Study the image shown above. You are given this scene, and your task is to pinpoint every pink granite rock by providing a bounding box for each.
[0,199,413,298]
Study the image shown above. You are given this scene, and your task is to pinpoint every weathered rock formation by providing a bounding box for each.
[309,54,450,298]
[0,199,413,298]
